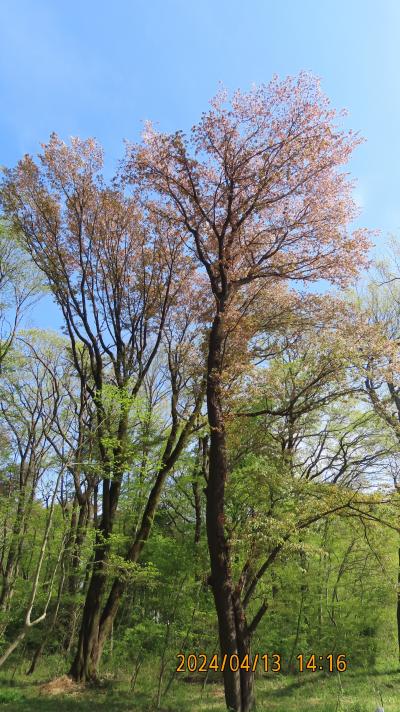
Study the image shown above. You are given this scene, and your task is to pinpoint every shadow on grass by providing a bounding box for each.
[260,668,400,697]
[259,672,330,698]
[0,688,142,711]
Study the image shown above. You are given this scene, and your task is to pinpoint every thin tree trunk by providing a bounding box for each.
[156,621,171,709]
[0,483,30,610]
[0,631,27,668]
[193,436,207,544]
[193,479,202,545]
[130,657,143,692]
[62,498,89,651]
[26,560,66,675]
[0,470,64,669]
[288,588,305,673]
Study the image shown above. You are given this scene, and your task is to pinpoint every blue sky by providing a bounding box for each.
[1,0,399,328]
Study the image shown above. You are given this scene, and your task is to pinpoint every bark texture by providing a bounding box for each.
[206,312,254,712]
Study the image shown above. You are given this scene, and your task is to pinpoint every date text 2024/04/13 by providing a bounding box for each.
[175,653,348,674]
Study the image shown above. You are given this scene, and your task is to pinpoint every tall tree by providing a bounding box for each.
[126,73,370,711]
[0,135,199,681]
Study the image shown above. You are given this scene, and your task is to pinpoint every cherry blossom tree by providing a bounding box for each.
[124,72,370,712]
[0,136,203,681]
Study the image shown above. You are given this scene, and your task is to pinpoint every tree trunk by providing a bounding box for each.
[233,591,254,712]
[66,498,89,595]
[88,447,189,672]
[0,630,27,668]
[69,406,128,682]
[193,436,207,544]
[26,640,45,676]
[77,387,205,677]
[0,486,30,610]
[61,498,89,652]
[70,463,171,680]
[205,312,254,712]
[27,560,66,675]
[68,532,111,682]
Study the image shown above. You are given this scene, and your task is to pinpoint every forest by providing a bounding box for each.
[0,74,399,711]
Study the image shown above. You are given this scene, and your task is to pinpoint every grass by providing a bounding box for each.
[0,660,399,711]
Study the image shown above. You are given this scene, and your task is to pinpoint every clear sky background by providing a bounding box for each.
[1,0,399,329]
